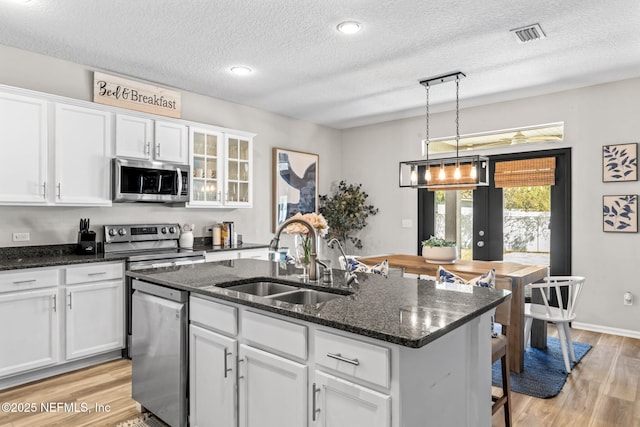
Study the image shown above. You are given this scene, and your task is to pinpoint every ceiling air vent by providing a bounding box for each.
[511,23,546,43]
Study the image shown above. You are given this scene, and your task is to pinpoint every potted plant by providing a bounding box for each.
[421,236,458,264]
[319,181,379,252]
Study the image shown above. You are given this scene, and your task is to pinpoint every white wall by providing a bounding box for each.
[342,77,640,336]
[2,43,638,336]
[0,44,342,247]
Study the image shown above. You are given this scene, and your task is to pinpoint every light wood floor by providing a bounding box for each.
[1,327,638,426]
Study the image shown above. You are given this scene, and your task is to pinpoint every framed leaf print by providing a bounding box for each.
[603,143,638,182]
[603,195,638,232]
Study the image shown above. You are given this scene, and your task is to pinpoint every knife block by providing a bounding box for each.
[77,231,97,255]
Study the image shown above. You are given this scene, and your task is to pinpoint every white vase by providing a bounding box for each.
[422,246,457,264]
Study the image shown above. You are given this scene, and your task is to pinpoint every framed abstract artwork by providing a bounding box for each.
[603,195,638,232]
[602,143,638,182]
[272,148,319,231]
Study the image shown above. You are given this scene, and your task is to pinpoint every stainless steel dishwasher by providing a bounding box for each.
[131,279,188,427]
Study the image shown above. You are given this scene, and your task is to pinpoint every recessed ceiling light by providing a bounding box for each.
[337,21,362,35]
[230,66,253,76]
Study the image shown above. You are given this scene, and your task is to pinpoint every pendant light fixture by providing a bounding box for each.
[399,71,489,190]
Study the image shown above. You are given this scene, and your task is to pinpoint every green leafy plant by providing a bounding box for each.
[421,235,456,247]
[319,181,379,250]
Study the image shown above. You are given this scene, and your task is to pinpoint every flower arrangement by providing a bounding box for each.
[284,212,329,268]
[421,236,457,264]
[284,212,329,237]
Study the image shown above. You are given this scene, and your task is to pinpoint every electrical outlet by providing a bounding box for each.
[624,291,633,306]
[12,232,30,242]
[401,219,413,228]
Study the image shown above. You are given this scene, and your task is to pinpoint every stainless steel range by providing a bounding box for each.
[103,223,205,357]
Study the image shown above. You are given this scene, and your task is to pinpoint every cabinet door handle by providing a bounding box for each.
[56,183,61,199]
[238,357,245,380]
[146,141,151,156]
[156,143,160,157]
[326,352,360,366]
[67,293,72,309]
[52,294,57,312]
[88,272,106,276]
[42,182,47,198]
[13,279,36,284]
[223,348,233,378]
[312,382,321,421]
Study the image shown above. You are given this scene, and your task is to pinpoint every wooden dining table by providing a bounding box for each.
[357,254,548,373]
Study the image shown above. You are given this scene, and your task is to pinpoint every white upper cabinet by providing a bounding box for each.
[224,134,253,207]
[54,103,112,206]
[0,92,48,204]
[115,114,153,159]
[189,127,224,207]
[115,113,188,164]
[188,128,254,208]
[155,120,188,163]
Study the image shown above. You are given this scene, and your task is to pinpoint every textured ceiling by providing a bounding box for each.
[1,0,639,129]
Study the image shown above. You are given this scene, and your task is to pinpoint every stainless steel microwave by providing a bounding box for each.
[113,158,190,203]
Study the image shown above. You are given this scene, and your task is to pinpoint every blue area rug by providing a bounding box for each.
[492,336,592,399]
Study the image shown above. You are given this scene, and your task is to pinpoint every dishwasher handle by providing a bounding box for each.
[132,279,187,303]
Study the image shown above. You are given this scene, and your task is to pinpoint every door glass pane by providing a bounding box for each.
[228,160,238,180]
[433,190,473,260]
[239,183,249,202]
[503,186,551,265]
[228,138,239,159]
[239,162,249,181]
[193,180,205,201]
[205,181,218,201]
[193,133,205,155]
[227,182,238,202]
[206,134,217,155]
[239,139,249,160]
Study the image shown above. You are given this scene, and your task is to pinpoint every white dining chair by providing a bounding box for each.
[524,276,585,373]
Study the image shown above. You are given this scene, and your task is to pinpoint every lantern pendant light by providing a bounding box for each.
[398,71,489,189]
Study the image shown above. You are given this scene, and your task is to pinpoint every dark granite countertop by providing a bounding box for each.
[0,244,128,271]
[0,241,269,271]
[127,258,510,349]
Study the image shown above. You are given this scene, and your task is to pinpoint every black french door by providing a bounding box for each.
[418,148,572,276]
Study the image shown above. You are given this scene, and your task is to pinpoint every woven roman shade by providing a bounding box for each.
[494,157,556,188]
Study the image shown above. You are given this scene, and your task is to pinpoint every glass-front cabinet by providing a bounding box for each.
[224,134,252,207]
[190,127,224,206]
[188,127,254,208]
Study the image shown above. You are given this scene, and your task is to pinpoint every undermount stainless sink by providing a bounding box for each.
[220,281,299,296]
[267,289,343,305]
[215,280,349,306]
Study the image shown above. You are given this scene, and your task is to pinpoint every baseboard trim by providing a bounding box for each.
[572,322,640,340]
[0,350,122,391]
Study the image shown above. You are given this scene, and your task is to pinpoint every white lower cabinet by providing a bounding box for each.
[189,324,237,427]
[64,280,124,360]
[313,371,391,427]
[238,344,307,427]
[0,288,58,377]
[0,262,125,389]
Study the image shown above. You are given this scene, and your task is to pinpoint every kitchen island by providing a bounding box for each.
[358,254,548,372]
[128,259,510,427]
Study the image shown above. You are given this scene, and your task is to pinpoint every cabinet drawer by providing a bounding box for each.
[0,268,59,293]
[65,262,123,284]
[315,329,390,388]
[190,295,237,336]
[243,310,307,360]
